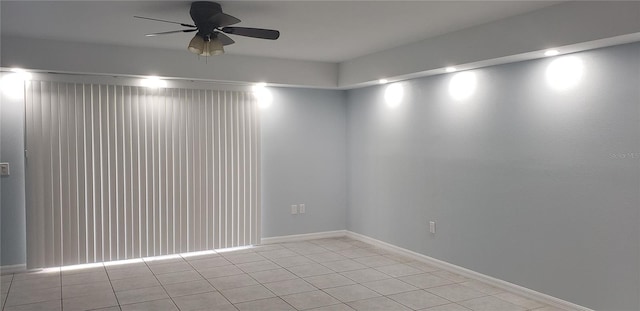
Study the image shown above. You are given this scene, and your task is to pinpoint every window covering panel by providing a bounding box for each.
[24,81,260,268]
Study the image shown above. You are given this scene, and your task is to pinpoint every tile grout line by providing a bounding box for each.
[218,249,298,309]
[266,241,375,310]
[296,239,431,310]
[249,246,324,310]
[302,239,397,310]
[378,265,542,311]
[278,241,374,308]
[215,243,348,308]
[259,242,336,308]
[1,276,13,311]
[102,263,123,311]
[179,251,238,310]
[139,258,179,310]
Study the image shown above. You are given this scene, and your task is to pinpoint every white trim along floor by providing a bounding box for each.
[0,231,589,311]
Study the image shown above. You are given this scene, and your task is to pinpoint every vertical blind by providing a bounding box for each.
[24,81,260,269]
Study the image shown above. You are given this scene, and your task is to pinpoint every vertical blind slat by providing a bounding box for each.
[193,90,200,251]
[108,85,117,261]
[131,87,141,259]
[61,84,73,265]
[42,81,54,267]
[222,92,228,248]
[75,84,86,264]
[181,89,187,253]
[205,91,211,249]
[123,86,132,259]
[151,88,158,256]
[216,92,222,249]
[85,84,95,263]
[253,97,258,245]
[168,89,176,254]
[95,84,105,262]
[116,85,126,260]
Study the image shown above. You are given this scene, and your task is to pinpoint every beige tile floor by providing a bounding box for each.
[0,237,566,311]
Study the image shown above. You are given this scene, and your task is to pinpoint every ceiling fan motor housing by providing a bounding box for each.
[190,1,222,36]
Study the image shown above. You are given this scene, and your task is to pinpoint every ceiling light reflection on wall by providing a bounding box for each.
[448,71,477,101]
[544,49,559,57]
[140,76,167,88]
[445,67,457,73]
[379,79,388,84]
[545,56,583,91]
[252,83,273,109]
[384,83,404,108]
[1,68,32,99]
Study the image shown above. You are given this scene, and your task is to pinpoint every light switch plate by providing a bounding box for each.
[291,205,298,214]
[299,204,306,214]
[0,163,9,176]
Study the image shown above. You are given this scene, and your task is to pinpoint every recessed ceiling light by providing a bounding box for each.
[445,67,457,73]
[252,83,273,109]
[1,68,32,99]
[140,76,167,88]
[544,49,559,57]
[9,68,32,80]
[379,79,388,84]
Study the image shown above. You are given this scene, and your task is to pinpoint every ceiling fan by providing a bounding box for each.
[135,1,280,56]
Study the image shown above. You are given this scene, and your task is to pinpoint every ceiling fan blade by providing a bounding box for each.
[215,32,235,46]
[134,15,196,28]
[221,27,280,40]
[145,29,197,37]
[210,12,241,27]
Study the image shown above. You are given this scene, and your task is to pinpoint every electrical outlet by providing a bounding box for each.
[0,163,9,176]
[291,204,298,214]
[299,204,305,214]
[429,221,436,234]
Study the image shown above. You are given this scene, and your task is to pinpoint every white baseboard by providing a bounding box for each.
[260,230,347,244]
[345,231,593,311]
[0,264,27,275]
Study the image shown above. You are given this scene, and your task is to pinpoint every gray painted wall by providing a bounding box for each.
[346,43,640,311]
[0,73,27,266]
[261,88,347,237]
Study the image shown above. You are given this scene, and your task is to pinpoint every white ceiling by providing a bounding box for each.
[1,1,562,63]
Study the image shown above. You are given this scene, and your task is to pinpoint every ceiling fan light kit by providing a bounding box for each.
[188,35,205,54]
[136,1,279,58]
[201,37,224,56]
